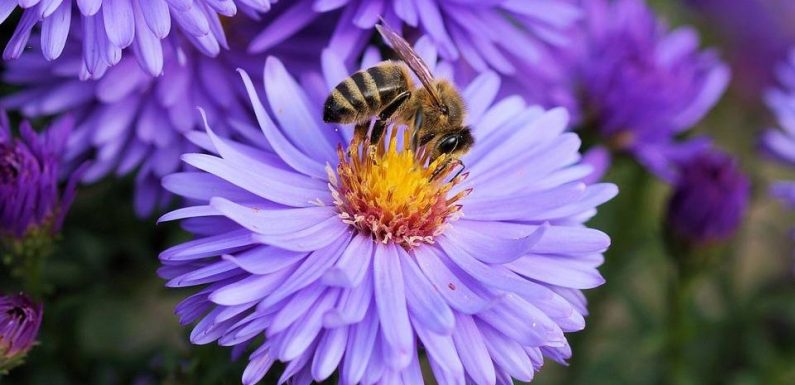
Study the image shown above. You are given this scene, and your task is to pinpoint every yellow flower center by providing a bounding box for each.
[329,128,470,248]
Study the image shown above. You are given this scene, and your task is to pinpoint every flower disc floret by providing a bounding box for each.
[331,130,469,248]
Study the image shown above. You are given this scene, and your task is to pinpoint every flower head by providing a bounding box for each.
[158,41,616,385]
[1,16,326,216]
[0,113,81,240]
[0,293,43,373]
[665,149,750,246]
[568,0,729,181]
[332,133,468,248]
[762,48,795,208]
[0,0,274,77]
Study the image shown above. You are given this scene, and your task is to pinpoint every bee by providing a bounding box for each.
[322,20,474,168]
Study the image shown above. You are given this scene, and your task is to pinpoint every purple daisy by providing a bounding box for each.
[1,16,330,216]
[0,293,43,373]
[1,112,82,240]
[566,0,730,181]
[762,48,795,207]
[249,0,581,76]
[665,148,750,246]
[0,0,274,77]
[157,39,616,384]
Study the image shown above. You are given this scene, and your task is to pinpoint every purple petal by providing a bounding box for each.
[323,271,373,328]
[251,216,349,252]
[41,0,71,60]
[323,233,374,288]
[311,326,348,381]
[242,345,276,385]
[222,246,306,275]
[263,57,337,164]
[172,3,211,37]
[269,283,326,334]
[161,172,262,202]
[209,266,296,306]
[478,322,535,382]
[400,253,455,335]
[444,222,545,264]
[532,226,611,254]
[140,0,171,38]
[237,69,326,179]
[160,229,255,261]
[279,293,338,361]
[508,254,605,289]
[340,307,379,385]
[76,0,100,15]
[257,234,349,308]
[181,153,328,207]
[249,0,317,53]
[412,317,465,381]
[452,313,496,385]
[412,246,492,314]
[132,0,164,76]
[210,197,335,236]
[462,71,500,125]
[4,8,37,60]
[102,0,136,48]
[313,0,348,12]
[373,244,413,368]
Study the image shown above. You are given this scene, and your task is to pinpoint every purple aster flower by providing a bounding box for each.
[0,293,43,374]
[250,0,581,77]
[565,0,730,181]
[1,15,329,216]
[158,39,616,385]
[665,149,750,246]
[762,48,795,207]
[0,112,82,240]
[0,0,274,77]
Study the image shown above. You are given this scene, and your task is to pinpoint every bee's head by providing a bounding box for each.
[433,127,474,159]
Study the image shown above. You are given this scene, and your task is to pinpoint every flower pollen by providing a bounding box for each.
[330,128,470,248]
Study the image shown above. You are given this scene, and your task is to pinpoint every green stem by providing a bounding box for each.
[665,265,693,385]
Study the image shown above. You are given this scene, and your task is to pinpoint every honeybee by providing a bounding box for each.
[322,20,474,166]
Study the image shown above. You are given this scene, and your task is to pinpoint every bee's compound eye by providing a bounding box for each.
[437,134,460,154]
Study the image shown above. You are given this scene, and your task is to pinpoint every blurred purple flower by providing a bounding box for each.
[0,113,82,239]
[665,149,750,246]
[0,293,43,373]
[157,39,616,385]
[568,0,730,181]
[0,0,275,78]
[762,48,795,207]
[686,0,795,96]
[250,0,581,77]
[1,16,330,216]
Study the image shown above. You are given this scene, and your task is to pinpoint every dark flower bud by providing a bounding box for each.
[0,113,80,241]
[0,293,43,374]
[665,149,750,246]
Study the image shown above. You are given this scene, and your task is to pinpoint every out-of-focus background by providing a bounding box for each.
[1,0,795,384]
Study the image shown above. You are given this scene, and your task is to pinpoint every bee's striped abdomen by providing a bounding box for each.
[323,62,411,124]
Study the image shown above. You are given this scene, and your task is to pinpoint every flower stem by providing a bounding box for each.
[664,264,693,385]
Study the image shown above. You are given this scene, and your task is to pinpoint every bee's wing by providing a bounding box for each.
[375,21,443,108]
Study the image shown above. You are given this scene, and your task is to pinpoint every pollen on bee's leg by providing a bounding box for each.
[329,126,469,249]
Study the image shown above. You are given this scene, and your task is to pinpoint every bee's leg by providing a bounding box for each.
[370,120,387,145]
[431,158,465,181]
[353,121,369,143]
[371,91,411,144]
